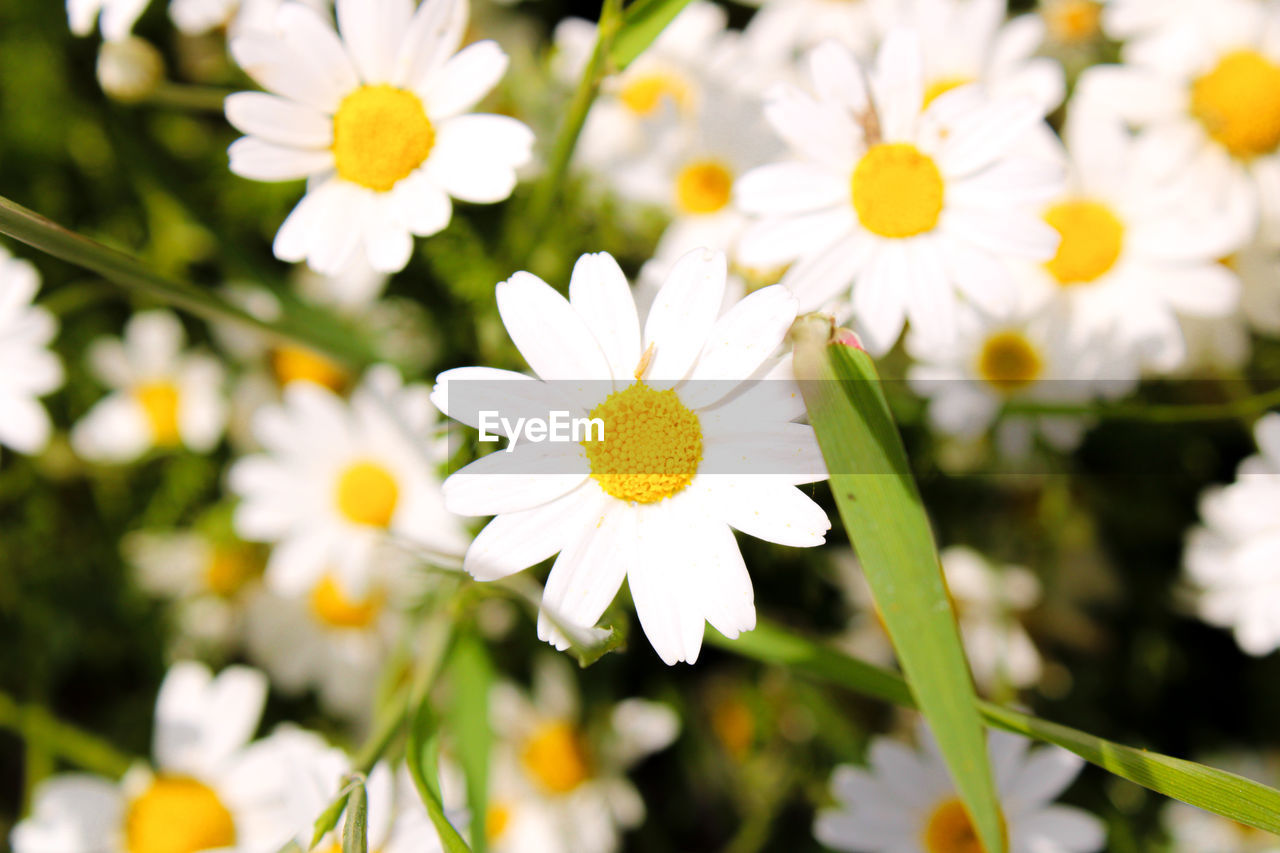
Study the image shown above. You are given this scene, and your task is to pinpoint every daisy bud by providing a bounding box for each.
[96,36,163,104]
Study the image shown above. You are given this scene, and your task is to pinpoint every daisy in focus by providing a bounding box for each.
[71,310,227,464]
[432,248,829,665]
[11,662,296,853]
[487,655,680,853]
[814,720,1105,853]
[1183,412,1280,656]
[229,364,467,597]
[225,0,534,274]
[0,246,63,458]
[736,34,1064,355]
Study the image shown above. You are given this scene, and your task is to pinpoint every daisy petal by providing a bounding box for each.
[496,271,611,381]
[627,501,708,664]
[683,285,798,407]
[568,252,643,384]
[443,442,589,516]
[462,483,603,581]
[395,0,468,92]
[337,0,414,84]
[734,162,848,216]
[229,137,335,182]
[421,40,508,120]
[700,478,829,547]
[643,248,727,382]
[427,114,533,203]
[225,92,333,148]
[538,502,632,649]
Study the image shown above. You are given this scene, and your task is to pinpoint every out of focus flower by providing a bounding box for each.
[225,0,533,273]
[229,364,467,597]
[67,0,148,41]
[432,249,828,664]
[487,655,679,853]
[739,0,878,64]
[72,310,227,463]
[11,662,296,853]
[0,247,62,458]
[1184,412,1280,655]
[814,720,1105,852]
[170,0,326,38]
[1162,753,1280,852]
[737,34,1063,355]
[1041,0,1104,48]
[1178,241,1280,373]
[96,36,164,102]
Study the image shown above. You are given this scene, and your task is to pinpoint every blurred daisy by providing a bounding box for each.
[1163,753,1280,852]
[123,525,264,654]
[736,34,1063,355]
[1022,103,1250,373]
[0,247,62,458]
[739,0,878,65]
[906,300,1137,454]
[1040,0,1104,49]
[814,721,1105,852]
[431,249,829,664]
[11,662,296,853]
[226,0,534,274]
[487,655,679,853]
[67,0,148,41]
[170,0,326,38]
[71,310,227,463]
[1179,241,1280,372]
[229,364,467,596]
[1184,412,1280,655]
[1077,0,1280,243]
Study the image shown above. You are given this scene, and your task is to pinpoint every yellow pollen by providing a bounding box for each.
[308,574,383,629]
[978,331,1044,393]
[924,76,972,107]
[1045,0,1102,45]
[618,72,690,117]
[204,546,259,598]
[485,804,512,841]
[582,383,702,504]
[521,721,591,794]
[1043,199,1125,285]
[675,159,734,214]
[134,381,181,446]
[333,84,435,192]
[125,776,236,853]
[922,798,984,853]
[334,460,399,527]
[271,345,347,392]
[1191,50,1280,160]
[852,143,946,239]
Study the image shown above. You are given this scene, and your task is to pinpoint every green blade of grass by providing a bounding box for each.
[406,694,475,853]
[710,620,1280,836]
[793,316,1005,853]
[446,633,494,853]
[608,0,694,70]
[341,778,368,853]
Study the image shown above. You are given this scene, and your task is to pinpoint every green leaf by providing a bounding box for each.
[341,778,368,853]
[709,621,1280,836]
[792,316,1006,853]
[406,694,474,853]
[608,0,694,70]
[446,633,494,853]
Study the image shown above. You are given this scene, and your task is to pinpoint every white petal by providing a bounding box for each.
[735,207,858,268]
[224,92,332,148]
[362,199,415,272]
[537,503,633,649]
[626,503,709,664]
[761,84,862,171]
[938,98,1047,176]
[338,0,414,83]
[643,248,727,382]
[734,161,848,216]
[389,169,453,236]
[871,29,924,142]
[1160,264,1241,317]
[443,442,589,516]
[683,285,798,407]
[699,478,829,547]
[782,233,874,312]
[852,242,909,356]
[462,483,604,581]
[808,40,868,112]
[496,271,611,381]
[229,137,334,181]
[568,252,643,384]
[394,0,468,92]
[426,114,533,203]
[431,366,576,431]
[700,422,827,484]
[421,40,508,120]
[154,662,267,775]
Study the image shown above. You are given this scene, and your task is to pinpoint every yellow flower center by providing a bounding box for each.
[922,798,983,853]
[1191,49,1280,160]
[520,721,591,794]
[271,345,348,392]
[125,776,236,853]
[334,460,400,527]
[852,143,946,239]
[618,71,691,117]
[134,381,181,446]
[308,574,383,629]
[1042,199,1125,285]
[978,331,1044,393]
[204,546,259,598]
[675,158,734,214]
[582,383,702,504]
[1045,0,1102,45]
[333,84,435,192]
[486,804,511,842]
[924,76,972,107]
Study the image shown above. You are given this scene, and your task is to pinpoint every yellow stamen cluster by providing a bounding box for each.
[1042,199,1125,285]
[1045,0,1102,45]
[582,383,702,504]
[486,804,512,841]
[134,381,182,446]
[978,331,1044,393]
[125,776,236,853]
[271,345,348,392]
[675,159,734,215]
[1191,49,1280,160]
[204,546,260,598]
[333,84,435,192]
[308,574,383,629]
[852,143,946,239]
[618,71,691,117]
[334,460,400,527]
[520,721,591,794]
[922,798,984,853]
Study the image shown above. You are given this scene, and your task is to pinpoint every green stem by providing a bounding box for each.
[1002,385,1280,423]
[0,194,378,369]
[146,82,232,112]
[0,691,136,779]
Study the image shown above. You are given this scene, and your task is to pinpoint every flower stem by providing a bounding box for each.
[1002,384,1280,423]
[0,691,136,780]
[146,82,232,112]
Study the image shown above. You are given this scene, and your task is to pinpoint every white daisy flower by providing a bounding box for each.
[229,364,468,597]
[814,720,1105,853]
[71,310,227,464]
[1025,101,1251,373]
[736,33,1064,355]
[1076,0,1280,244]
[170,0,327,38]
[1184,412,1280,655]
[67,0,149,41]
[906,298,1138,454]
[1162,753,1280,852]
[1039,0,1104,49]
[0,247,63,458]
[431,248,830,665]
[11,662,297,853]
[225,0,534,274]
[486,655,679,853]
